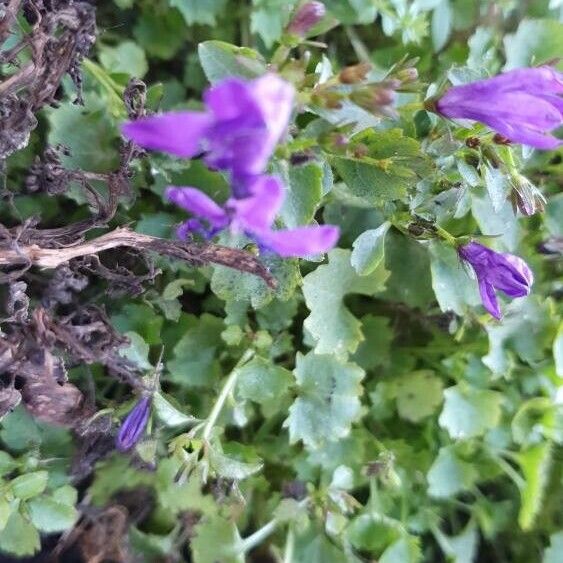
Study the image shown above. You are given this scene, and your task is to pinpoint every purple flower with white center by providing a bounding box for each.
[458,241,534,320]
[122,74,294,184]
[286,2,326,37]
[436,66,563,150]
[166,175,339,258]
[116,396,151,452]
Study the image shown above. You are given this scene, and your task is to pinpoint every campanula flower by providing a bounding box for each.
[122,74,294,181]
[286,2,326,37]
[116,396,151,452]
[436,67,563,149]
[458,241,533,320]
[166,175,339,258]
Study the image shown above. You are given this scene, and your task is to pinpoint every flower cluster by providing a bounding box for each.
[123,74,339,258]
[436,66,563,150]
[458,242,534,320]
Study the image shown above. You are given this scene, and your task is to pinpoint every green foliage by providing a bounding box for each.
[2,0,562,561]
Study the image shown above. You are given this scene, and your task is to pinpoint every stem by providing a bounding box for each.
[237,518,278,554]
[283,527,295,563]
[493,454,525,489]
[201,349,255,442]
[435,225,457,246]
[344,26,371,62]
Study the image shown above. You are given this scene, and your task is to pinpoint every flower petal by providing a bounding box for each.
[122,112,212,158]
[478,278,502,320]
[258,225,340,257]
[116,397,151,452]
[230,175,284,233]
[166,187,228,227]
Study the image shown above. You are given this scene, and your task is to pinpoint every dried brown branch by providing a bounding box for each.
[0,226,277,287]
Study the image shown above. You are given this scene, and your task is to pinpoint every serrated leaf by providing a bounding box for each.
[275,161,324,228]
[517,442,553,530]
[439,384,502,439]
[191,515,243,563]
[99,40,148,78]
[250,0,297,48]
[153,392,199,427]
[120,331,152,370]
[351,222,390,276]
[284,352,364,448]
[236,357,293,407]
[348,513,403,553]
[484,165,510,213]
[429,242,480,315]
[0,511,40,557]
[329,129,433,206]
[168,314,224,387]
[208,448,263,480]
[303,249,389,355]
[427,446,478,498]
[380,536,422,563]
[170,0,228,26]
[433,521,478,563]
[198,41,266,83]
[28,497,78,533]
[394,370,443,423]
[352,315,393,371]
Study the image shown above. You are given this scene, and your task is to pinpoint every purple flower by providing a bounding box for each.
[458,241,533,320]
[116,396,151,452]
[286,2,326,36]
[436,66,563,150]
[166,175,339,258]
[122,74,294,180]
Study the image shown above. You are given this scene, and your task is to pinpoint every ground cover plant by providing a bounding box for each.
[0,0,562,561]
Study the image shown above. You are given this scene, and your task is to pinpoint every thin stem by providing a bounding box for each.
[344,26,371,62]
[435,225,457,246]
[201,349,255,442]
[283,526,295,563]
[237,518,278,554]
[493,454,525,489]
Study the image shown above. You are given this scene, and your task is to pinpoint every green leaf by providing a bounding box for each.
[517,442,553,530]
[504,19,563,70]
[483,165,510,213]
[483,298,554,376]
[0,408,41,451]
[11,471,48,500]
[211,241,301,308]
[167,314,224,387]
[323,0,377,24]
[439,384,502,439]
[393,370,443,423]
[236,357,293,407]
[284,352,364,448]
[170,0,228,26]
[348,513,403,553]
[120,331,152,370]
[431,0,452,51]
[0,499,11,532]
[112,304,164,345]
[98,40,148,77]
[427,446,478,498]
[198,41,267,83]
[0,511,40,557]
[153,392,199,427]
[28,497,78,533]
[429,242,480,315]
[544,531,563,563]
[133,8,186,60]
[191,515,243,563]
[433,521,478,563]
[380,536,422,563]
[554,322,563,377]
[250,0,297,48]
[352,315,393,371]
[275,161,324,228]
[208,448,263,480]
[329,129,433,206]
[303,248,389,355]
[351,222,390,276]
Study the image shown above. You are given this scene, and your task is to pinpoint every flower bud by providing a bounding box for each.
[396,67,418,84]
[339,62,372,84]
[350,86,396,116]
[510,173,546,217]
[286,2,326,37]
[116,396,151,452]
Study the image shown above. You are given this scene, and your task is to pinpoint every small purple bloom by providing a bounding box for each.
[286,2,326,36]
[116,396,151,452]
[166,176,339,258]
[122,74,294,179]
[436,66,563,150]
[458,241,533,320]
